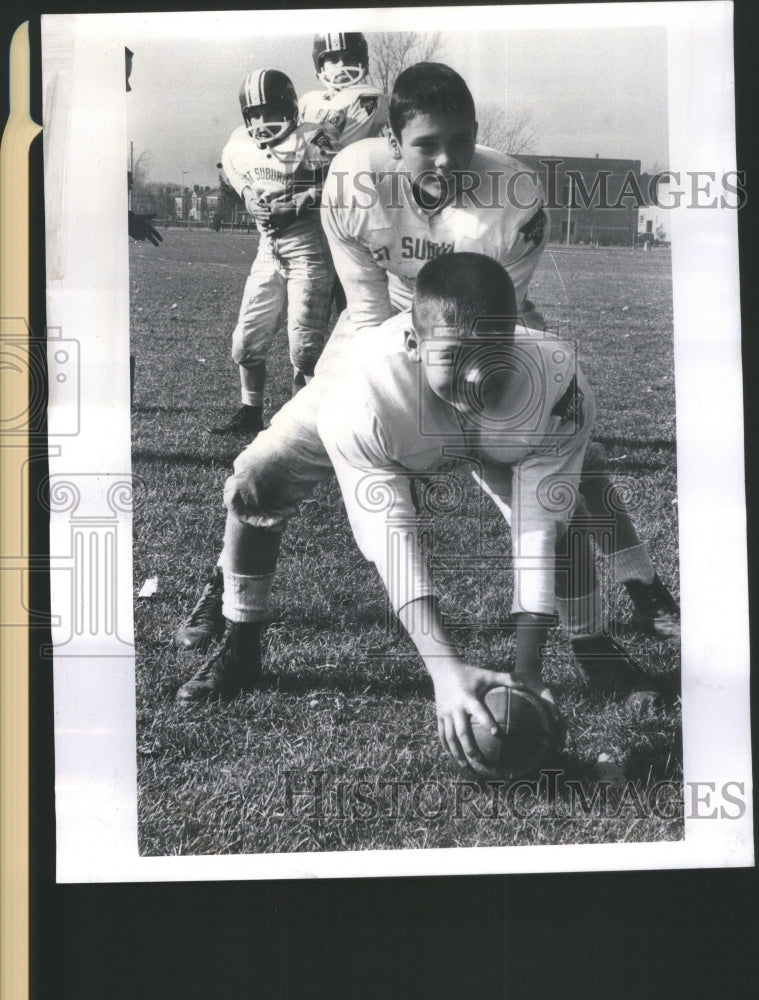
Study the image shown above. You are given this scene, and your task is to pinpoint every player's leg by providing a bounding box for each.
[176,308,359,650]
[553,502,662,710]
[211,239,284,435]
[283,229,334,398]
[579,442,680,639]
[176,379,335,704]
[471,462,660,709]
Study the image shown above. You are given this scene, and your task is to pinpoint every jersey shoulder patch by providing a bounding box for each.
[358,94,379,116]
[519,207,547,247]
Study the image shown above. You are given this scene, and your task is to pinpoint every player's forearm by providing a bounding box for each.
[397,596,463,673]
[320,205,392,326]
[513,612,552,681]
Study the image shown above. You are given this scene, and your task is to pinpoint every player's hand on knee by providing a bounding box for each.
[431,660,516,768]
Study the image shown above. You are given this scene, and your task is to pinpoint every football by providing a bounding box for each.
[468,685,558,780]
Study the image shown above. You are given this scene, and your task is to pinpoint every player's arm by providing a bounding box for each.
[264,149,332,234]
[320,161,393,328]
[317,401,514,766]
[494,163,550,315]
[220,141,252,204]
[220,141,265,226]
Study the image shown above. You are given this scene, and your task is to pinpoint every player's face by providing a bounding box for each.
[396,112,478,209]
[409,319,514,413]
[320,52,365,89]
[246,107,294,147]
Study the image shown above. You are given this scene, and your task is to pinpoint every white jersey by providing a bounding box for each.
[221,124,331,239]
[317,313,595,617]
[298,83,388,155]
[320,139,548,331]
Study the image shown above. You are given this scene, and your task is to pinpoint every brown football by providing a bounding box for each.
[468,685,558,780]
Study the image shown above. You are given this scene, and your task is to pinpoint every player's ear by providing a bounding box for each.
[472,120,479,144]
[388,131,403,160]
[404,326,422,362]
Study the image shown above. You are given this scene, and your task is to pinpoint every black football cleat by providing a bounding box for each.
[175,621,263,706]
[174,568,225,651]
[625,574,681,641]
[291,369,307,398]
[210,404,264,436]
[571,634,663,711]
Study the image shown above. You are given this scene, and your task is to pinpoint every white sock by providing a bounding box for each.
[222,570,274,623]
[556,588,606,639]
[607,542,656,584]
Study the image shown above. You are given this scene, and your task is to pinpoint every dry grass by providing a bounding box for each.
[131,233,682,855]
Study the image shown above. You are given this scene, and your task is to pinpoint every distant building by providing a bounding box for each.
[637,176,672,244]
[518,154,643,245]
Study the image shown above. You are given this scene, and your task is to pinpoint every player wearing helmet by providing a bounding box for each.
[211,68,335,435]
[298,32,389,156]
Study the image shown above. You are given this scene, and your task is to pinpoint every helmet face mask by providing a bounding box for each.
[243,106,295,147]
[313,33,369,91]
[239,69,298,147]
[318,55,367,91]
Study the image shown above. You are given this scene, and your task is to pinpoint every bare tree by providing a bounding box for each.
[476,106,539,157]
[129,149,153,204]
[368,32,445,95]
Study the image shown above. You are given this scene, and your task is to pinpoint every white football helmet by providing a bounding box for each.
[312,33,369,91]
[239,69,298,147]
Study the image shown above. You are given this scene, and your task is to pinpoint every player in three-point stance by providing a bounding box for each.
[211,68,334,436]
[318,253,594,767]
[174,63,675,716]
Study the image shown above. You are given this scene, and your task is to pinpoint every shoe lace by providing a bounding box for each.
[192,638,231,682]
[185,574,223,628]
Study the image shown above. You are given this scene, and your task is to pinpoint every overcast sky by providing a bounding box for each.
[119,13,669,189]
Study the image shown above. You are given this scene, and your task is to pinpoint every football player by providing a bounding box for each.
[319,61,679,641]
[317,254,658,766]
[211,68,334,435]
[174,63,674,709]
[298,33,389,155]
[298,32,389,319]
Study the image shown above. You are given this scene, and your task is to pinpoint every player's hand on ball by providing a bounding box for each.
[431,659,518,769]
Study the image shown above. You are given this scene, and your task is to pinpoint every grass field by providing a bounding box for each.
[131,231,682,856]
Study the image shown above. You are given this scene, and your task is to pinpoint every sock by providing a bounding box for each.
[222,570,275,623]
[555,588,605,639]
[240,361,265,407]
[607,542,656,585]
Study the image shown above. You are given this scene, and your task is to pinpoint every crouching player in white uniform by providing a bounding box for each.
[211,68,335,435]
[318,254,619,766]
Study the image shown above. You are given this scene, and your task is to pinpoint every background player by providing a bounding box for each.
[212,68,334,435]
[298,32,389,155]
[298,31,389,320]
